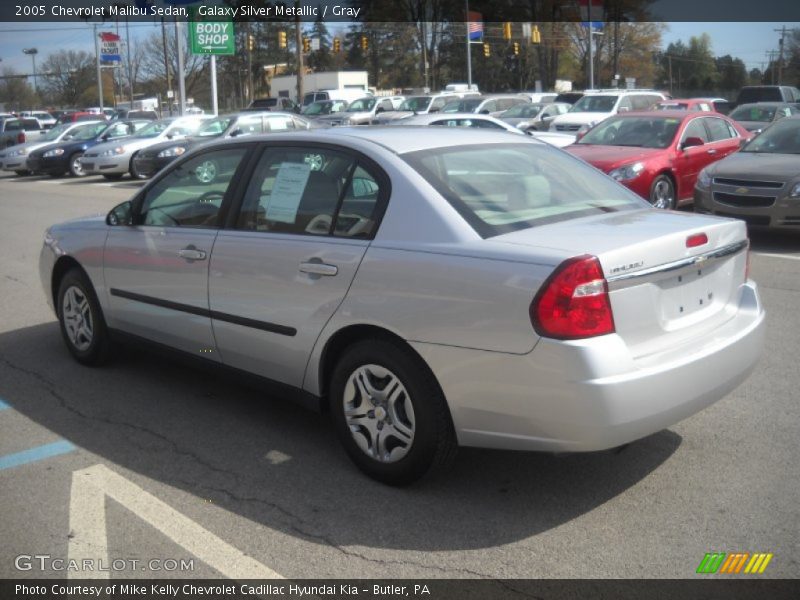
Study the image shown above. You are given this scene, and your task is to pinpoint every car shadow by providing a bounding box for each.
[748,226,800,253]
[0,322,681,552]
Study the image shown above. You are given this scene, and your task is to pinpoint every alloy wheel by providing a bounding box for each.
[61,285,94,351]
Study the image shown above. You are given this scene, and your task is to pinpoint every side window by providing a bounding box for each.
[106,123,131,138]
[705,117,734,142]
[431,97,448,111]
[681,119,710,143]
[617,96,633,111]
[237,148,384,238]
[378,99,394,112]
[265,116,295,131]
[237,116,264,134]
[482,100,497,112]
[138,147,248,228]
[726,121,739,138]
[132,121,149,132]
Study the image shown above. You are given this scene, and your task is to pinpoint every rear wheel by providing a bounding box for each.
[56,269,112,365]
[329,340,457,485]
[68,152,85,177]
[649,174,676,210]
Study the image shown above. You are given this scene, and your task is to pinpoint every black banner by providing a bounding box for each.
[2,579,800,600]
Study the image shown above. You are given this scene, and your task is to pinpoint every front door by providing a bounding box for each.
[103,146,251,357]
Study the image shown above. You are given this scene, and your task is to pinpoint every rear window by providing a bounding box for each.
[402,143,645,238]
[251,98,279,109]
[737,88,783,103]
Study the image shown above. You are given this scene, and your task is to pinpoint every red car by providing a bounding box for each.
[566,111,750,209]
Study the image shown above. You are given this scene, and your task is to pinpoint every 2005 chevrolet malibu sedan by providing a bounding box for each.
[40,127,765,484]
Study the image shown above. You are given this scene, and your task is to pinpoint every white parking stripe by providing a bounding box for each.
[752,252,800,261]
[69,464,284,580]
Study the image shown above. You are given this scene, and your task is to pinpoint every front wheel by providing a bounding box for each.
[649,174,676,210]
[329,340,457,485]
[57,269,112,365]
[129,154,147,180]
[68,152,85,177]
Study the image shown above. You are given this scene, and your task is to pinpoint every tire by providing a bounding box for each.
[649,174,676,210]
[103,173,123,180]
[14,170,30,176]
[129,154,147,180]
[329,339,457,485]
[56,268,112,366]
[68,152,85,177]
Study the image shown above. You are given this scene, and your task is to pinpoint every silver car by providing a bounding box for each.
[0,120,102,175]
[40,127,764,485]
[80,116,209,179]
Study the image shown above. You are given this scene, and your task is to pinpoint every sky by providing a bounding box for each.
[0,21,796,79]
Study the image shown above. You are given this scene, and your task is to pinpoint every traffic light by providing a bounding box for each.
[503,22,512,40]
[483,43,490,57]
[278,30,287,49]
[302,37,311,53]
[513,42,520,55]
[247,34,255,52]
[333,37,341,53]
[360,35,368,51]
[531,25,541,44]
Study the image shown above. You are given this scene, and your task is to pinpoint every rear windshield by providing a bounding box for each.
[251,98,279,108]
[570,95,618,113]
[399,97,432,112]
[737,88,782,103]
[402,143,644,238]
[729,105,777,122]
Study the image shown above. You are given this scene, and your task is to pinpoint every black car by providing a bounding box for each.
[132,112,314,178]
[27,120,149,177]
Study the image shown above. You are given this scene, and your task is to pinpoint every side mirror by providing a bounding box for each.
[480,109,490,115]
[429,107,440,113]
[106,201,132,226]
[229,128,243,137]
[101,133,110,141]
[166,132,174,139]
[375,107,385,114]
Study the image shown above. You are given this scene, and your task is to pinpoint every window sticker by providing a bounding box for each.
[264,162,311,223]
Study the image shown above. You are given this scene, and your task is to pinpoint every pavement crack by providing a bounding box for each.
[4,274,27,286]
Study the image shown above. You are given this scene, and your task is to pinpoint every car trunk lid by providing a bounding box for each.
[492,208,749,358]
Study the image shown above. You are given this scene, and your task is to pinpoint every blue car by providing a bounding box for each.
[27,120,150,177]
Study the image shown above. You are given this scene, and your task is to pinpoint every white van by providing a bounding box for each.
[302,89,373,107]
[548,90,666,134]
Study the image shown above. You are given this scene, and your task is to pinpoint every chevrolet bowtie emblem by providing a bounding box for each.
[736,187,749,194]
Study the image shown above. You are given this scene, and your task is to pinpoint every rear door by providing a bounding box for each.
[208,144,389,387]
[674,117,713,198]
[702,115,741,162]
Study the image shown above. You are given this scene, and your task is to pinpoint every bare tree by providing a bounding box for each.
[138,29,207,104]
[38,50,95,107]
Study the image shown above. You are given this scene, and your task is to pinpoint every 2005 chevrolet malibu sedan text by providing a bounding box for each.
[39,127,765,485]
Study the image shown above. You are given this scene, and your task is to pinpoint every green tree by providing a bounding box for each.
[0,67,38,111]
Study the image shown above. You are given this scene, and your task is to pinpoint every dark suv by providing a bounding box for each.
[735,86,800,107]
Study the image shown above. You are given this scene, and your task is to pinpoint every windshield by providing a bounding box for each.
[442,98,482,113]
[41,122,73,141]
[303,101,330,115]
[730,105,777,123]
[741,118,800,154]
[654,103,690,110]
[347,98,376,112]
[570,95,618,113]
[402,143,644,238]
[502,104,544,118]
[399,97,432,112]
[579,116,681,149]
[133,120,173,138]
[73,122,111,141]
[196,117,232,137]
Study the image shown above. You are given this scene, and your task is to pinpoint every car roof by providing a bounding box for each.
[208,125,540,155]
[733,101,793,108]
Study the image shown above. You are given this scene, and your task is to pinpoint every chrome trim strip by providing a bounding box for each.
[606,239,748,290]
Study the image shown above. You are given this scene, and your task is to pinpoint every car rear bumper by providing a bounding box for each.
[694,185,800,228]
[413,281,764,452]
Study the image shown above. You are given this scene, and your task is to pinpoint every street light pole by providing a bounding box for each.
[23,48,38,96]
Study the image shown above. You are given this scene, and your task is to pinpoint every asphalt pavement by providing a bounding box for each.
[0,170,798,580]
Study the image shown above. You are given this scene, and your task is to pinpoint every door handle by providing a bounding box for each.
[299,262,338,276]
[178,246,207,261]
[706,148,717,155]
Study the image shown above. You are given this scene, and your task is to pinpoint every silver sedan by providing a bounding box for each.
[40,127,765,484]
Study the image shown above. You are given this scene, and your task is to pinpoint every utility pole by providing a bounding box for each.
[766,50,777,84]
[246,21,253,104]
[161,18,172,116]
[668,54,673,95]
[93,25,103,109]
[465,0,472,88]
[175,18,186,115]
[294,12,304,104]
[774,26,787,85]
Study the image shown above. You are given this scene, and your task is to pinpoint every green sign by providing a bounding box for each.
[189,10,234,56]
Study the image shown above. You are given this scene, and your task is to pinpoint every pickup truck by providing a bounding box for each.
[0,117,43,148]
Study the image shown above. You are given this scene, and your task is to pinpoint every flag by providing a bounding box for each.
[468,11,483,41]
[99,31,121,62]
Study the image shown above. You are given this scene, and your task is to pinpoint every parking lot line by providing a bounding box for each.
[0,398,10,411]
[0,440,76,471]
[753,252,800,261]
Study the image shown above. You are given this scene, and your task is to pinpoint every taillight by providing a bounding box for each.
[531,255,615,340]
[686,232,708,248]
[17,131,26,144]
